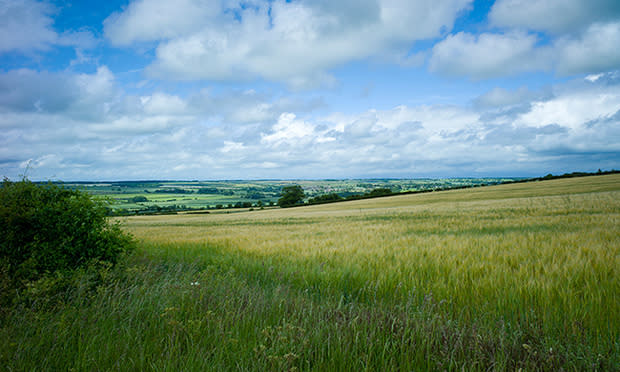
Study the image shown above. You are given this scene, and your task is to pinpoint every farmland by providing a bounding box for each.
[64,178,519,214]
[2,174,619,370]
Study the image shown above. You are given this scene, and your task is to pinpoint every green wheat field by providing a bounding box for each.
[2,174,619,371]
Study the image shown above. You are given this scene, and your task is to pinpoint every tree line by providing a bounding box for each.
[278,186,396,207]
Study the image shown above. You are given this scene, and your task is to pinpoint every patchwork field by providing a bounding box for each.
[63,177,517,214]
[2,174,619,370]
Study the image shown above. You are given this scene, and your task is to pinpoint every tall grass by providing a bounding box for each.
[1,175,618,370]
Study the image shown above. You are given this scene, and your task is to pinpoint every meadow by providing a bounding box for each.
[2,174,618,370]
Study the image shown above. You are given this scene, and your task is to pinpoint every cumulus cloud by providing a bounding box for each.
[103,0,222,46]
[140,93,188,115]
[99,0,620,83]
[474,74,620,170]
[555,22,620,75]
[429,23,620,79]
[104,0,471,87]
[187,89,325,124]
[261,113,319,146]
[1,65,619,180]
[0,65,325,179]
[3,0,619,180]
[514,82,620,130]
[0,69,75,113]
[254,73,619,177]
[0,67,118,122]
[429,31,548,79]
[489,0,620,34]
[0,0,57,52]
[429,0,620,79]
[0,0,95,53]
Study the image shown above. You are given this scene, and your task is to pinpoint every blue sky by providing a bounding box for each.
[1,0,619,180]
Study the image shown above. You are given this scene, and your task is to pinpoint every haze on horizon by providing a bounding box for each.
[1,0,619,181]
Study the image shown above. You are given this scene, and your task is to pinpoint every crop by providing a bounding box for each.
[1,174,618,370]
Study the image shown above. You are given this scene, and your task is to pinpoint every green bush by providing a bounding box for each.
[0,179,134,285]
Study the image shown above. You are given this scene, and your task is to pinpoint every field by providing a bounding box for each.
[64,178,518,214]
[2,174,619,370]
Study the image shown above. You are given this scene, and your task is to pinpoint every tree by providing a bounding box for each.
[367,188,393,197]
[277,185,305,208]
[308,193,343,205]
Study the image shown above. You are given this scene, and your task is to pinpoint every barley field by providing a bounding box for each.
[2,174,619,370]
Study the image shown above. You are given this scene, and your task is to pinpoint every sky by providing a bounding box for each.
[1,0,619,181]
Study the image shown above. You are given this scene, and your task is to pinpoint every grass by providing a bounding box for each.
[1,174,619,370]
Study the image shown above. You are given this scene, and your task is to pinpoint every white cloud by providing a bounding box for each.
[105,0,471,86]
[103,0,222,46]
[0,69,74,114]
[515,86,620,130]
[555,22,620,75]
[57,29,98,49]
[0,0,96,53]
[344,114,378,138]
[261,113,318,146]
[186,89,324,124]
[220,141,245,153]
[0,0,56,52]
[429,31,548,79]
[585,73,604,83]
[489,0,620,34]
[430,21,620,79]
[141,93,187,115]
[1,66,619,180]
[427,0,620,79]
[0,67,118,122]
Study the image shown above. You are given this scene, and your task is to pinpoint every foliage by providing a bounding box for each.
[511,168,619,183]
[339,187,395,201]
[277,185,305,207]
[308,192,343,205]
[366,187,393,197]
[0,178,134,286]
[129,196,148,203]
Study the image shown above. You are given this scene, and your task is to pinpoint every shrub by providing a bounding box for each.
[0,178,134,285]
